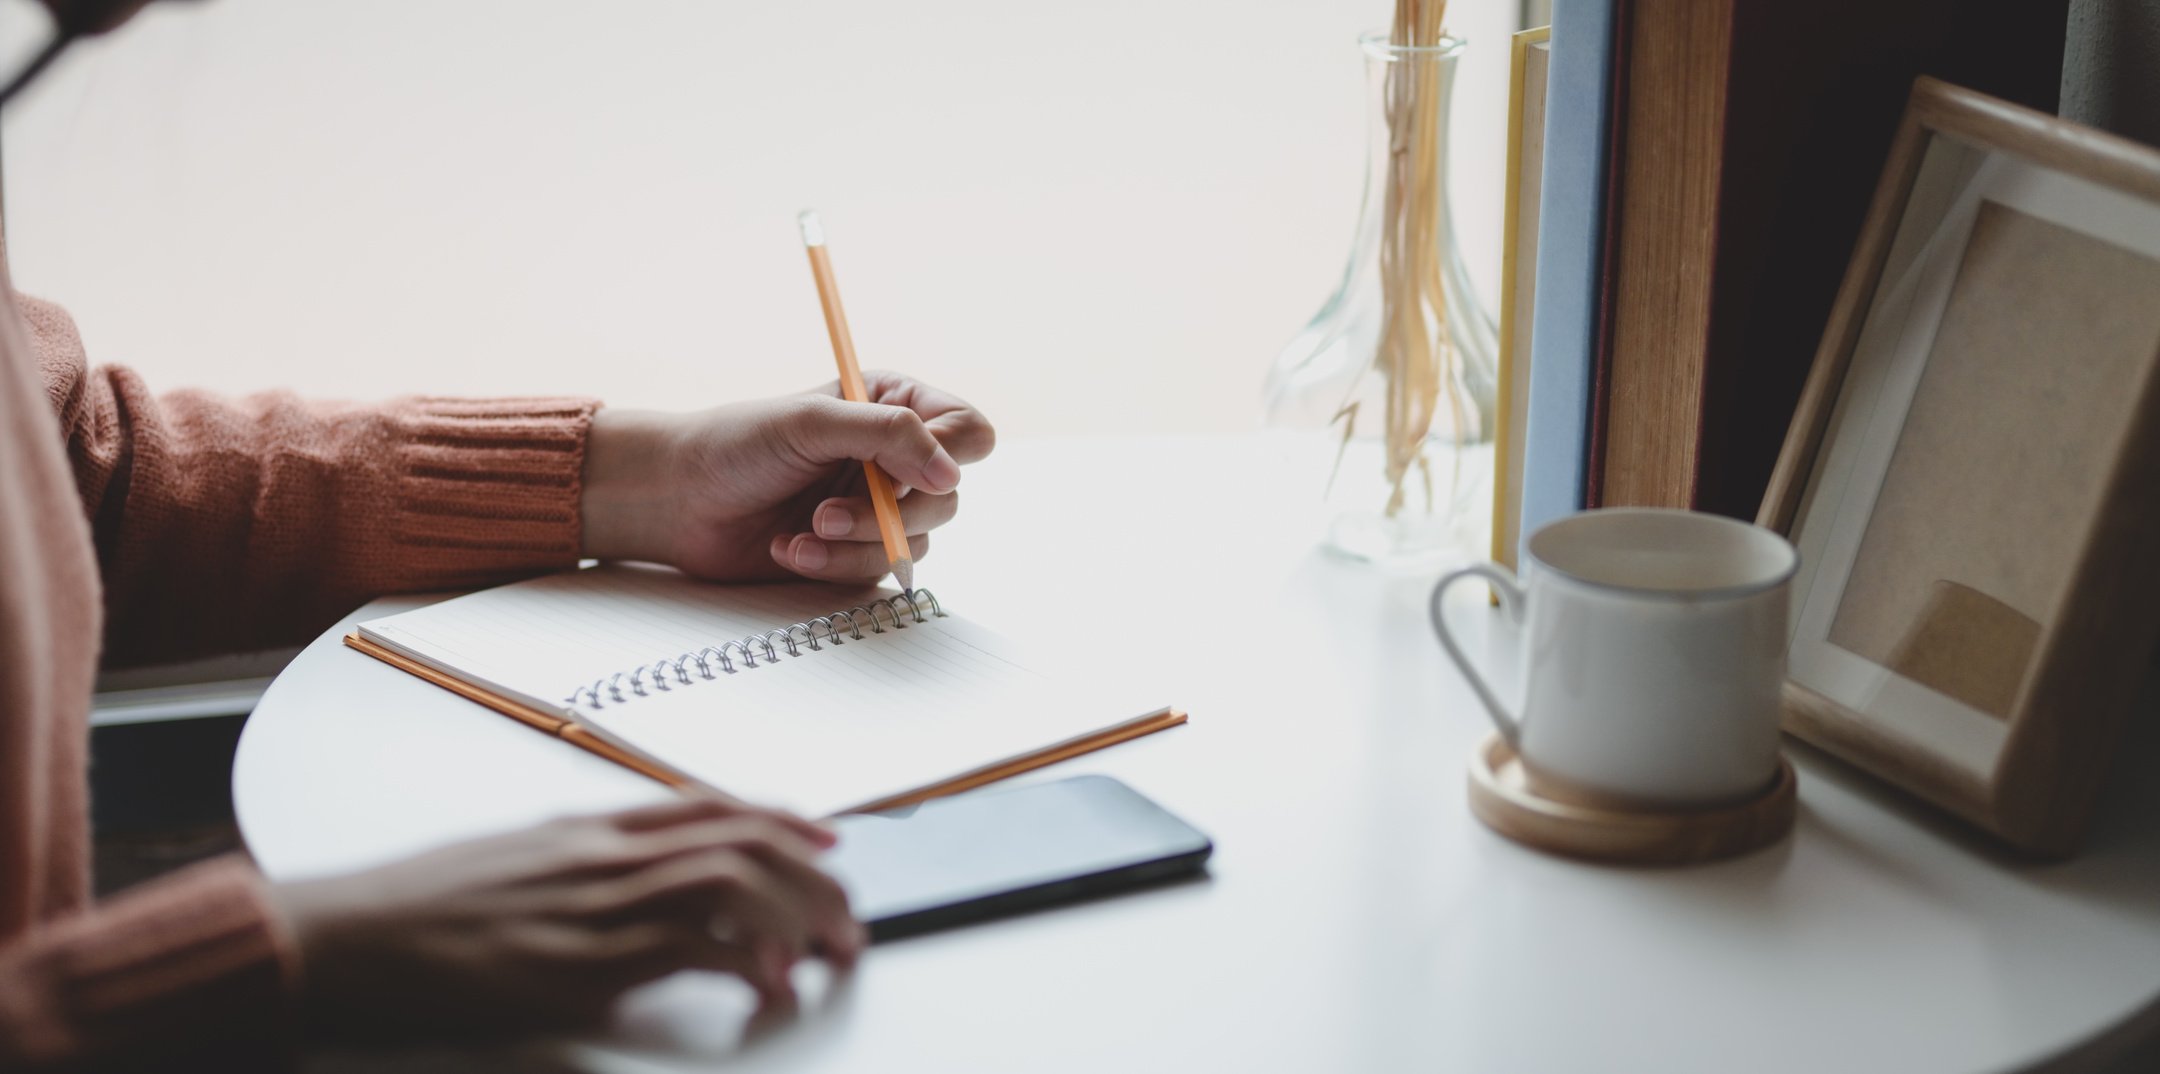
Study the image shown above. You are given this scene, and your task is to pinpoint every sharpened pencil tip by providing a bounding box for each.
[892,558,914,594]
[797,210,825,247]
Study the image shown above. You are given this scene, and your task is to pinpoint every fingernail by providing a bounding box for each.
[826,924,861,962]
[764,945,791,985]
[817,505,853,538]
[793,538,829,570]
[923,450,961,492]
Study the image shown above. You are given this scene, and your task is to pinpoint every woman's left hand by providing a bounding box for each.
[579,372,995,584]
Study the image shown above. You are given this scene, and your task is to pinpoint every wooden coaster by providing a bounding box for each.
[1467,733,1796,865]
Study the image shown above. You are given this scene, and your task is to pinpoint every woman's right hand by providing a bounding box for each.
[270,794,862,1046]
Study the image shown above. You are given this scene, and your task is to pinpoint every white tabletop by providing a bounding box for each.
[235,433,2160,1073]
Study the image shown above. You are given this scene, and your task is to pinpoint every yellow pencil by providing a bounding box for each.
[798,210,914,592]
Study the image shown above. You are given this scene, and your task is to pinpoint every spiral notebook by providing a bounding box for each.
[344,564,1185,817]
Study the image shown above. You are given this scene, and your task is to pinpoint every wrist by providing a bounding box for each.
[580,407,680,563]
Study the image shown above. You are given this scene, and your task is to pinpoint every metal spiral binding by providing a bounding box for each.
[564,589,944,710]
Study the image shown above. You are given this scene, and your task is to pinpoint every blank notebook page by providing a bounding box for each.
[357,564,1168,816]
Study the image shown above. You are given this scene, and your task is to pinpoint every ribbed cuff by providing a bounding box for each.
[15,857,298,1067]
[389,396,599,587]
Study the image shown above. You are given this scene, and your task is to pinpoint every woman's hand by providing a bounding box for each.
[579,372,995,584]
[272,795,861,1046]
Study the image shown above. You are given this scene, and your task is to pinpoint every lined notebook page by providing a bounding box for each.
[356,564,1167,816]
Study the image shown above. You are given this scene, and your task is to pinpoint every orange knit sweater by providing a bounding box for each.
[0,282,596,1068]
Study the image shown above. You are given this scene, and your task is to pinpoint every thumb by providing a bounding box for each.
[785,396,963,494]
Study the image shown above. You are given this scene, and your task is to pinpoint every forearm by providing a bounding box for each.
[579,406,681,565]
[26,293,596,663]
[0,859,299,1071]
[86,379,597,664]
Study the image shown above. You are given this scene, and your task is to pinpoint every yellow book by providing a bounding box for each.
[1494,25,1552,591]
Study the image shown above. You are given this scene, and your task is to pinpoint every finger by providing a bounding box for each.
[697,828,861,970]
[802,373,995,467]
[752,938,801,1007]
[700,939,796,1005]
[607,793,744,832]
[707,856,818,968]
[589,923,784,997]
[609,791,836,848]
[771,532,929,585]
[616,817,830,880]
[574,818,829,917]
[782,395,963,495]
[764,862,863,971]
[589,849,816,960]
[859,371,997,465]
[683,938,771,988]
[529,809,827,886]
[811,490,958,540]
[924,408,994,466]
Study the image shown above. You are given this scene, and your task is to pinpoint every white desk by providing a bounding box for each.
[235,434,2160,1073]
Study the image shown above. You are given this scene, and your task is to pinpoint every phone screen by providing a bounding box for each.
[824,775,1212,940]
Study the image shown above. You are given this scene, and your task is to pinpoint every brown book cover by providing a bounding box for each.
[1579,0,1634,510]
[1594,0,1731,510]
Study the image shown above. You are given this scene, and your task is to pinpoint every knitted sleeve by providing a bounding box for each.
[21,295,598,665]
[0,859,300,1070]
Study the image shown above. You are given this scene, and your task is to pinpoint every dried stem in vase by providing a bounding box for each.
[1370,0,1459,517]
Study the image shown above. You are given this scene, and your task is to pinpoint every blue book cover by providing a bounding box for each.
[1517,0,1618,558]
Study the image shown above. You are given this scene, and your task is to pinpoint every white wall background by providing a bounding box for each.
[1,0,1519,434]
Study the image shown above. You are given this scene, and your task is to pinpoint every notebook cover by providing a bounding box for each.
[1493,26,1552,579]
[1592,0,1727,510]
[1518,0,1622,554]
[345,632,1186,816]
[1580,0,1634,510]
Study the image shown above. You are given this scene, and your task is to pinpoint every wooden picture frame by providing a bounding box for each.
[1758,78,2160,857]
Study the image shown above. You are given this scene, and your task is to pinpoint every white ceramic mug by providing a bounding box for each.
[1430,509,1800,807]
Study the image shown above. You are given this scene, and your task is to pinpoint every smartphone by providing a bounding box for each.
[824,775,1213,942]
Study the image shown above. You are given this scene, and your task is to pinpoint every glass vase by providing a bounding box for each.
[1265,32,1498,565]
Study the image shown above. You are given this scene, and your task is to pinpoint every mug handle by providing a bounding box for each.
[1430,564,1527,747]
